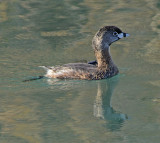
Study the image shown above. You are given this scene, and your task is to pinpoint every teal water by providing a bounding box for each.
[0,0,160,143]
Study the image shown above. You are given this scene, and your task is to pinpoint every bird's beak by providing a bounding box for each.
[118,32,130,39]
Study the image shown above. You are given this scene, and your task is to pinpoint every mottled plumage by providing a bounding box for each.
[41,26,129,80]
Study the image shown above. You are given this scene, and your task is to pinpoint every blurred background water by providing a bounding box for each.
[0,0,160,143]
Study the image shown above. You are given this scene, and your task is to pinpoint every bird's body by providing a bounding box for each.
[40,62,118,80]
[40,26,129,80]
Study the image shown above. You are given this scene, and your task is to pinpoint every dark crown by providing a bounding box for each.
[97,26,122,37]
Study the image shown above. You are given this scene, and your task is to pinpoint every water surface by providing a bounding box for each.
[0,0,160,143]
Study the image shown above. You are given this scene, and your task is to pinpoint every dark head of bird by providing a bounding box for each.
[92,26,129,51]
[92,26,129,68]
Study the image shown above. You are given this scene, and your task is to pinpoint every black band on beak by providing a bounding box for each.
[123,33,126,37]
[118,32,129,39]
[123,33,129,37]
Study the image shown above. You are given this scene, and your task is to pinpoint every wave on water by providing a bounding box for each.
[144,0,160,64]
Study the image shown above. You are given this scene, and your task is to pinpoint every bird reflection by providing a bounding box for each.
[46,76,128,131]
[94,77,128,131]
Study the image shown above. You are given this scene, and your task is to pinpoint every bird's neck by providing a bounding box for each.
[94,44,114,69]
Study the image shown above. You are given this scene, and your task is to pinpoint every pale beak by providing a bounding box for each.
[118,32,130,39]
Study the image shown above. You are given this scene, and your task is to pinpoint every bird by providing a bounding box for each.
[23,26,129,82]
[40,26,129,80]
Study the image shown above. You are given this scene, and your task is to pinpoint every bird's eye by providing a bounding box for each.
[113,32,118,36]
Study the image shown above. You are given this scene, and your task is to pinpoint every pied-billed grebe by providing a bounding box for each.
[41,26,129,80]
